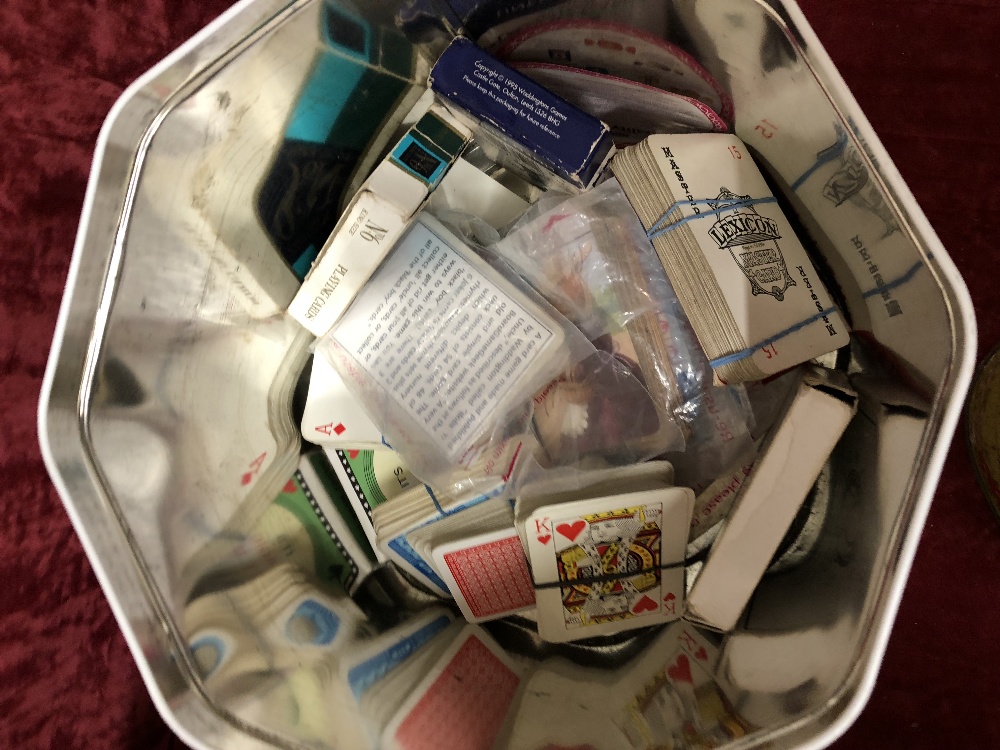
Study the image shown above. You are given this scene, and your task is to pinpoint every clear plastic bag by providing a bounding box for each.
[493,179,757,526]
[493,180,701,453]
[493,180,660,341]
[315,211,597,501]
[633,219,757,538]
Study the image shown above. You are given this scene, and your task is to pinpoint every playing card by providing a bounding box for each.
[433,527,535,623]
[613,621,748,749]
[342,608,456,705]
[302,353,384,448]
[514,459,676,550]
[526,487,693,642]
[381,626,523,750]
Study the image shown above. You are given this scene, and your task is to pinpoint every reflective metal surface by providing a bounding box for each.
[39,0,976,748]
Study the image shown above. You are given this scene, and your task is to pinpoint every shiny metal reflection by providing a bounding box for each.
[38,0,976,748]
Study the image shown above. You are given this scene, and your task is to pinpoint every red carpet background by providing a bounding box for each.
[1,1,998,748]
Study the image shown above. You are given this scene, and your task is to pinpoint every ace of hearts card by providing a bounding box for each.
[526,487,694,642]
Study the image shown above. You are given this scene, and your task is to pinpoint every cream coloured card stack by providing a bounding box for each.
[612,134,849,383]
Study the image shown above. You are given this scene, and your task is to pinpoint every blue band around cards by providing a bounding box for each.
[707,306,841,369]
[644,194,837,368]
[646,196,778,241]
[643,190,929,370]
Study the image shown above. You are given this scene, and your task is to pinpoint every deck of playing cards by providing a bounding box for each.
[521,471,693,643]
[612,133,850,383]
[373,483,518,598]
[327,445,425,563]
[419,498,536,623]
[380,625,524,750]
[340,608,460,744]
[321,213,570,489]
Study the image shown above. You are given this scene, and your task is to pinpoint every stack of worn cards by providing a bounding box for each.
[381,626,524,750]
[327,446,421,562]
[612,133,850,383]
[414,497,536,623]
[371,473,520,597]
[325,435,525,595]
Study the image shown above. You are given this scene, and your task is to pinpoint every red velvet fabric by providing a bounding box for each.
[2,1,999,747]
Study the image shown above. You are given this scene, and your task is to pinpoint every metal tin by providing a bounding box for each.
[38,1,977,748]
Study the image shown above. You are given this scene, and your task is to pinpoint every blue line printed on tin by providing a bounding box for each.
[347,614,451,699]
[862,259,924,299]
[388,535,450,592]
[790,127,850,192]
[646,197,778,241]
[285,599,341,646]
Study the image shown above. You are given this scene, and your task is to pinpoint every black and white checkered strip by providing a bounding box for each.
[336,450,372,519]
[295,469,359,584]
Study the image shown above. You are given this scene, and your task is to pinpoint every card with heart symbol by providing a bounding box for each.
[525,486,693,642]
[614,622,752,748]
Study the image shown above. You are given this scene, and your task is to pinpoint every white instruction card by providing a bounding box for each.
[332,217,562,460]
